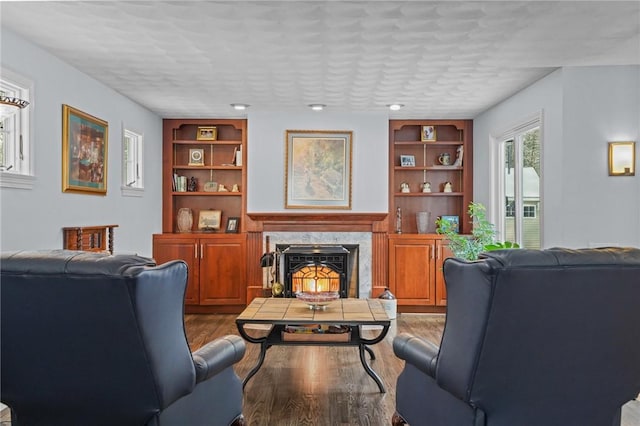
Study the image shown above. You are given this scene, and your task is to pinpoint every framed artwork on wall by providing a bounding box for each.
[285,129,352,209]
[61,104,109,195]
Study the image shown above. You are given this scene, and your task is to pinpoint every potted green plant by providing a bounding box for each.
[435,202,519,261]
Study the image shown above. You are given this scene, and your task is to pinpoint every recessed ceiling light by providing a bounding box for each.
[308,104,326,111]
[387,104,404,111]
[231,103,249,110]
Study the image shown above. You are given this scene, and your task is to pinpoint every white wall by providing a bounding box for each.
[474,66,640,248]
[473,69,564,247]
[561,66,640,247]
[0,29,163,256]
[247,111,388,212]
[5,26,636,251]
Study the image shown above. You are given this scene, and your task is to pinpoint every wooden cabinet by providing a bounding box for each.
[154,118,248,313]
[199,237,246,305]
[388,235,452,311]
[152,235,200,304]
[388,120,472,311]
[434,240,453,306]
[153,234,246,312]
[388,236,436,306]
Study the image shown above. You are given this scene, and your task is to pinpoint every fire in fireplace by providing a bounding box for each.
[278,244,359,298]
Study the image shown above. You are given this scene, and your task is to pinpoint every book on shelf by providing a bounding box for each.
[173,174,187,192]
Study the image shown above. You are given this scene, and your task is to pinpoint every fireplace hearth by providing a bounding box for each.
[278,244,359,298]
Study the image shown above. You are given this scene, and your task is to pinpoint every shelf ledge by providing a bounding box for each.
[172,191,243,196]
[393,192,464,197]
[173,140,243,145]
[394,166,463,171]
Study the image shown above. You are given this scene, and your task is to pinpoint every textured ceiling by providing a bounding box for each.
[1,1,639,119]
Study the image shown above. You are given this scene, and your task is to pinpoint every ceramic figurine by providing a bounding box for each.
[443,182,453,193]
[421,182,431,193]
[187,176,198,192]
[400,182,410,193]
[453,145,464,166]
[231,184,239,192]
[395,207,402,234]
[218,184,228,192]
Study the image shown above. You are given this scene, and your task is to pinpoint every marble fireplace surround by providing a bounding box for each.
[247,213,388,299]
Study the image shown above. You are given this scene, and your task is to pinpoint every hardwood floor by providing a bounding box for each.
[1,313,638,425]
[185,313,446,426]
[184,313,640,426]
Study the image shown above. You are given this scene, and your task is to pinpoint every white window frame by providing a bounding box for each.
[523,205,537,218]
[0,68,35,190]
[121,126,144,197]
[490,111,543,247]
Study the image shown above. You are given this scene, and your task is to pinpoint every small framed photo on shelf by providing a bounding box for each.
[400,155,416,167]
[225,217,240,233]
[421,125,437,142]
[198,210,221,231]
[188,148,205,166]
[196,126,217,141]
[438,215,460,233]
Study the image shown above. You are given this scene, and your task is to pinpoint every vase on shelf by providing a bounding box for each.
[416,211,431,234]
[176,208,193,233]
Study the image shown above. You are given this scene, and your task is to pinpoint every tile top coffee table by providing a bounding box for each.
[236,297,391,392]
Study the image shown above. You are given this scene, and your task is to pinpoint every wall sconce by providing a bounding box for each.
[608,141,636,176]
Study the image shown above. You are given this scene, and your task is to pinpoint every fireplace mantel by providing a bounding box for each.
[247,213,388,232]
[244,213,389,304]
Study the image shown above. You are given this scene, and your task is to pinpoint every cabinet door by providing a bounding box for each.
[199,237,246,305]
[152,236,199,305]
[435,240,454,306]
[388,238,436,305]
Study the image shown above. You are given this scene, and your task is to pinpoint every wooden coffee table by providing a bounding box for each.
[235,297,391,392]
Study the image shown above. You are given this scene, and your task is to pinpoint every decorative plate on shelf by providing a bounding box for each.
[295,291,340,310]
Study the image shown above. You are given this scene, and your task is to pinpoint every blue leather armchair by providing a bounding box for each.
[393,247,640,426]
[1,250,246,426]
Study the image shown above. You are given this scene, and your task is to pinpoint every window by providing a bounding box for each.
[121,128,144,196]
[506,201,536,218]
[523,205,536,218]
[505,201,515,217]
[0,69,34,189]
[493,113,542,249]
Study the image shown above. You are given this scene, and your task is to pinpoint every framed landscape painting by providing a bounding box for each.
[285,130,352,209]
[62,104,109,195]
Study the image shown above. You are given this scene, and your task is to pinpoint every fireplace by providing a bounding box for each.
[277,244,359,298]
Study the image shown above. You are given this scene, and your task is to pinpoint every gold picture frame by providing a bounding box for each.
[196,126,217,141]
[421,125,437,142]
[62,104,109,195]
[285,130,352,209]
[198,210,221,230]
